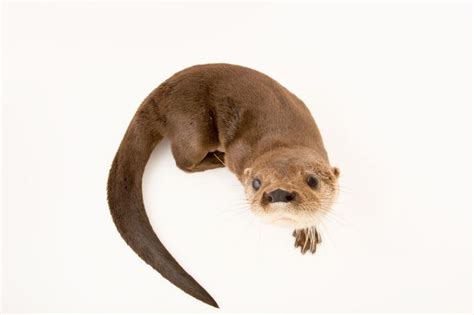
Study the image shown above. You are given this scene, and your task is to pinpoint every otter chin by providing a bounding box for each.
[240,146,340,251]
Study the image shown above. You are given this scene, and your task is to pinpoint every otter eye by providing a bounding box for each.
[306,175,319,188]
[252,179,261,191]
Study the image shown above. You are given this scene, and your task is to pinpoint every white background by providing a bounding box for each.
[2,2,471,312]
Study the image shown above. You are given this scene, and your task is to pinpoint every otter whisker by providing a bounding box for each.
[213,152,226,166]
[319,208,348,226]
[315,219,336,249]
[318,211,346,227]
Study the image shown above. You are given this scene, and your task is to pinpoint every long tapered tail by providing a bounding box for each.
[106,99,218,308]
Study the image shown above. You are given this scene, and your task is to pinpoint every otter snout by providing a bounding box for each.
[264,189,296,203]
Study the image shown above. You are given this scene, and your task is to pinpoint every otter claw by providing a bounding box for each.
[292,227,321,254]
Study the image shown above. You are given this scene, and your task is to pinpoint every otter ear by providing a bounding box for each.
[332,167,340,178]
[243,168,252,177]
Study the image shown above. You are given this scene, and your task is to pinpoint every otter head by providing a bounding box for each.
[240,147,340,229]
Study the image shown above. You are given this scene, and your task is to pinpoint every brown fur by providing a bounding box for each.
[107,63,339,308]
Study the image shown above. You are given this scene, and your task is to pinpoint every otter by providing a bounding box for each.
[107,63,340,308]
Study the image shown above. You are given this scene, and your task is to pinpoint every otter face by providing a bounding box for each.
[241,148,339,229]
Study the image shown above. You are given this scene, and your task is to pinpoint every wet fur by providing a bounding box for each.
[107,63,338,308]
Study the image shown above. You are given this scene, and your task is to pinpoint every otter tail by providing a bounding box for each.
[106,99,218,308]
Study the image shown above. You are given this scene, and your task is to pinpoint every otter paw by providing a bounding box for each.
[292,226,321,254]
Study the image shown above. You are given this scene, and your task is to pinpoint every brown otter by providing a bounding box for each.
[107,63,340,308]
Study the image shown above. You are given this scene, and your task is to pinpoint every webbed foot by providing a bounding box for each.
[292,226,321,254]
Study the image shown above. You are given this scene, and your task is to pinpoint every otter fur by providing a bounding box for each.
[107,63,339,308]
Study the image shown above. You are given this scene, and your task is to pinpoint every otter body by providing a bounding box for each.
[153,64,328,175]
[107,64,339,308]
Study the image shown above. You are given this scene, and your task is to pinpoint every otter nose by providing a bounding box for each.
[265,189,296,203]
